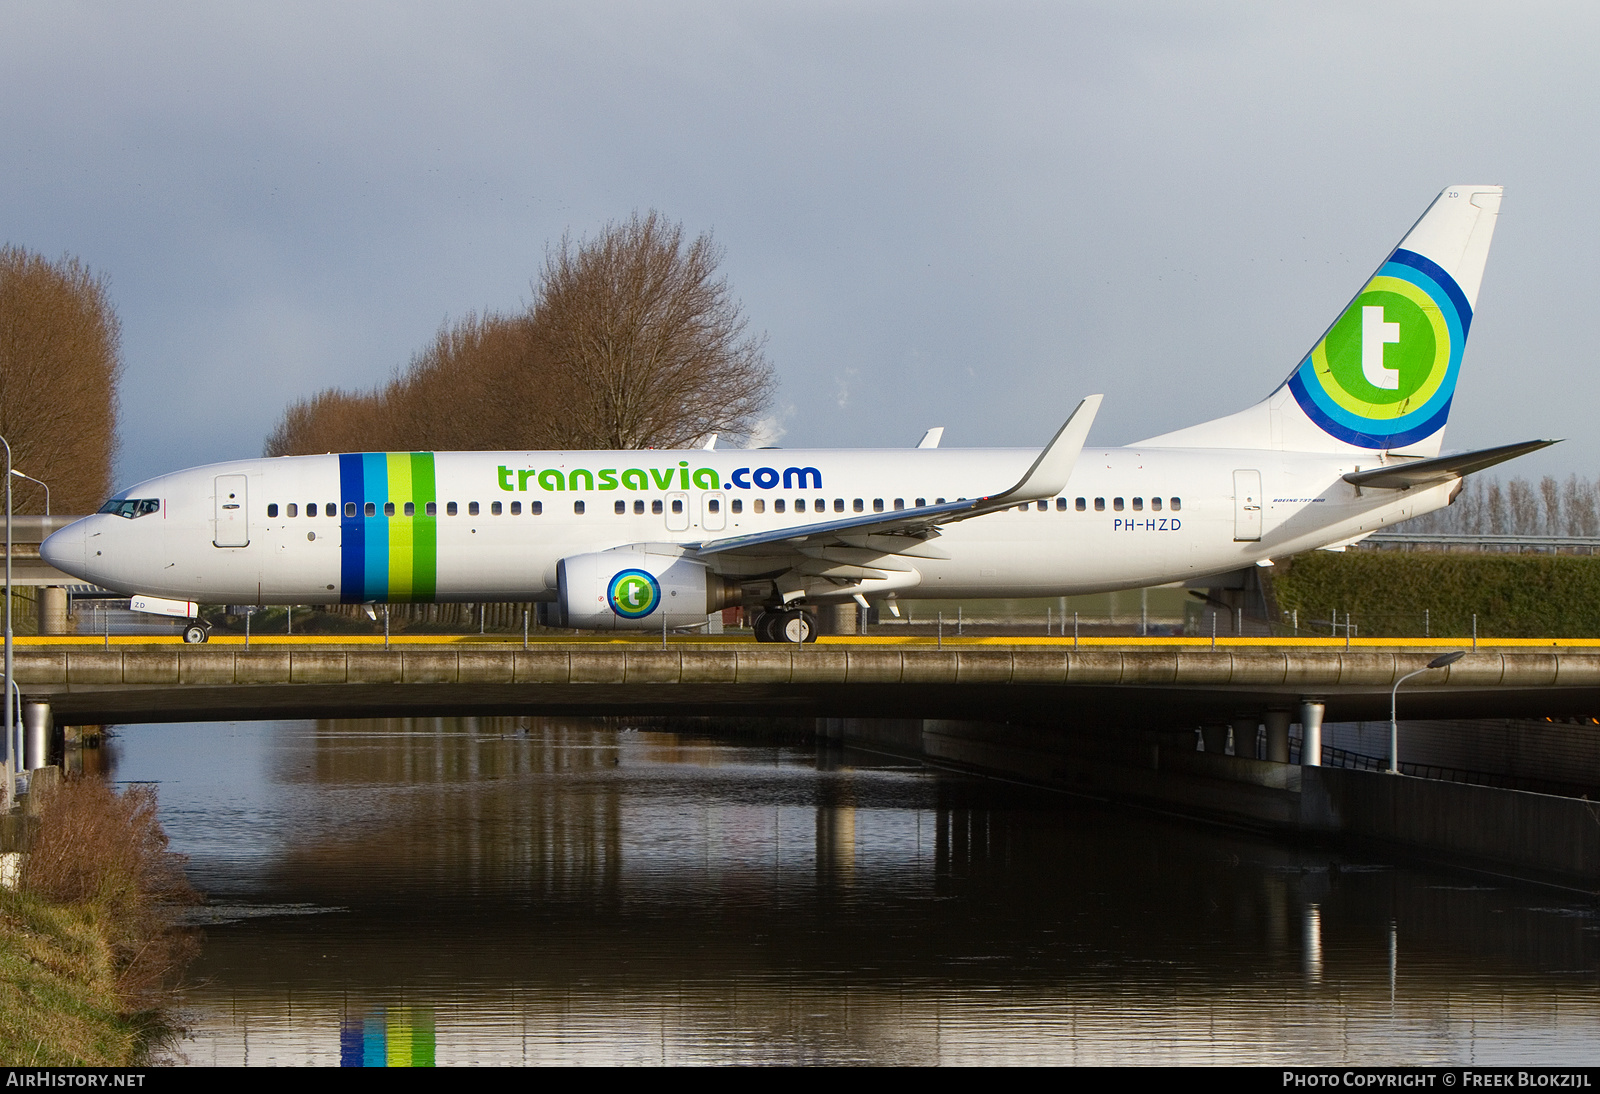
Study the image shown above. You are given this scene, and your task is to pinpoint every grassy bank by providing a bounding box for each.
[0,778,196,1065]
[1274,551,1600,638]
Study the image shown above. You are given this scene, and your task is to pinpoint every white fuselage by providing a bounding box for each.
[42,445,1448,606]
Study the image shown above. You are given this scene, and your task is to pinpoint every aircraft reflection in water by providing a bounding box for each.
[112,718,1600,1066]
[341,1009,434,1068]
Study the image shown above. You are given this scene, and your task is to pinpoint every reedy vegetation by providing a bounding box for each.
[1,778,196,1065]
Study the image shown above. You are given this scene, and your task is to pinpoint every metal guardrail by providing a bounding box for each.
[1287,740,1599,798]
[0,516,81,543]
[1366,532,1600,552]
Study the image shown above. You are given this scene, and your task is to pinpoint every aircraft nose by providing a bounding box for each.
[40,522,87,580]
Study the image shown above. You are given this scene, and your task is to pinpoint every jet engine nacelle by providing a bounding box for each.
[547,547,739,631]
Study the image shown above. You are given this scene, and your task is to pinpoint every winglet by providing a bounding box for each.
[986,395,1103,504]
[916,427,945,449]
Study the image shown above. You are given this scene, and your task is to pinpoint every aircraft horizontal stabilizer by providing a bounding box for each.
[1341,439,1558,490]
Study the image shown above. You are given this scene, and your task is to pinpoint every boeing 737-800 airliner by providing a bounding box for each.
[41,185,1552,642]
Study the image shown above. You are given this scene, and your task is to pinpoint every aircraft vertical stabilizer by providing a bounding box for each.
[1138,186,1503,457]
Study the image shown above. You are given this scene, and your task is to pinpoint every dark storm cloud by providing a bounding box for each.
[1,2,1594,487]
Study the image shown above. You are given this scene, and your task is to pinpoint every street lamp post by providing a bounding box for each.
[0,437,12,811]
[1389,650,1467,774]
[9,470,47,517]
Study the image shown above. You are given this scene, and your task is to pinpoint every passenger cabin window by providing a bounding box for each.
[774,499,786,513]
[795,499,806,513]
[510,501,521,515]
[1132,498,1142,511]
[446,501,458,516]
[708,498,720,513]
[873,499,884,512]
[324,503,335,517]
[731,499,743,514]
[1093,498,1105,512]
[426,502,437,516]
[98,498,160,519]
[267,504,278,517]
[894,499,905,510]
[346,502,357,518]
[1113,498,1124,511]
[1151,497,1162,512]
[754,499,765,514]
[574,500,585,514]
[834,499,845,513]
[1171,497,1182,511]
[633,500,644,515]
[1017,504,1029,513]
[490,501,502,515]
[916,498,926,507]
[853,499,864,512]
[287,503,298,518]
[1076,498,1086,511]
[531,501,542,515]
[1036,500,1047,511]
[671,499,683,514]
[404,502,415,516]
[615,500,626,515]
[384,502,396,516]
[1056,498,1068,511]
[365,503,376,517]
[468,502,480,516]
[814,498,824,511]
[652,500,664,515]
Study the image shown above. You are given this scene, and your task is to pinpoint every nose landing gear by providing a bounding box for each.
[182,621,210,644]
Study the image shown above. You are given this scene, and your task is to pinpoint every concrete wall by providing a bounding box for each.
[830,715,1600,891]
[1303,766,1600,889]
[1325,718,1600,791]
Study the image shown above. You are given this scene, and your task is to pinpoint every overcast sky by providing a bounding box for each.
[3,2,1596,490]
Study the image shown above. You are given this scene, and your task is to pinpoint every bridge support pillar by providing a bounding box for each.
[814,603,856,636]
[1230,716,1260,760]
[37,586,68,636]
[1264,710,1292,764]
[1200,724,1229,754]
[1299,699,1325,767]
[22,701,51,771]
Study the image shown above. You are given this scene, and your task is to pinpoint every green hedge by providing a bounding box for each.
[1272,551,1600,638]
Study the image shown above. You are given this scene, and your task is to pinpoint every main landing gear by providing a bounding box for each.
[182,620,211,644]
[752,608,817,644]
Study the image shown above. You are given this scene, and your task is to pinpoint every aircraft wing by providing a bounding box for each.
[691,395,1103,558]
[1342,439,1558,490]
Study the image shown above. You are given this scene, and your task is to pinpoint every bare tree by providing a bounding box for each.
[0,247,121,512]
[533,212,774,450]
[264,212,775,456]
[1540,475,1562,536]
[1566,475,1599,537]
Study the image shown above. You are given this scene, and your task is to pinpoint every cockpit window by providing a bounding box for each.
[98,498,160,519]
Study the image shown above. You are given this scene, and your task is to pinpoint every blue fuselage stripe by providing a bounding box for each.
[362,452,388,600]
[338,454,365,602]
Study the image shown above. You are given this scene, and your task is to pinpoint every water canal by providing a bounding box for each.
[103,717,1600,1065]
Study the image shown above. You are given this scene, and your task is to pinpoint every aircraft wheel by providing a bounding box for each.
[779,610,816,644]
[752,611,780,642]
[182,622,209,645]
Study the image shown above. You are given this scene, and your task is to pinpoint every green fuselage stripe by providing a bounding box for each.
[411,452,437,600]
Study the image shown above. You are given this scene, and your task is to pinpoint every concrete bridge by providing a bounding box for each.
[14,634,1600,892]
[13,637,1600,726]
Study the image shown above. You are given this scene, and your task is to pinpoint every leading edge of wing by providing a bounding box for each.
[691,395,1104,556]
